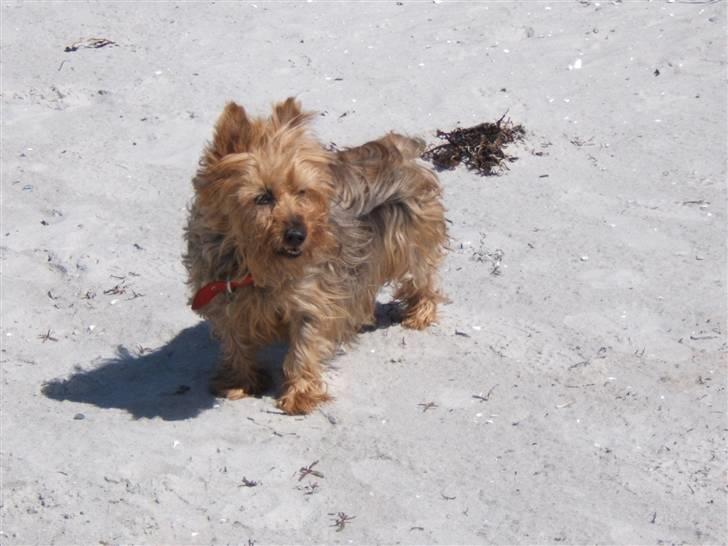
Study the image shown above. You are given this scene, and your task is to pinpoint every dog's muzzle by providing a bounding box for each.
[284,225,307,247]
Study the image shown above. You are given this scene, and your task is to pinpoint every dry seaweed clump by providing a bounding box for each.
[422,115,525,175]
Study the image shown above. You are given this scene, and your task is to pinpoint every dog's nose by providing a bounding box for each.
[284,225,307,247]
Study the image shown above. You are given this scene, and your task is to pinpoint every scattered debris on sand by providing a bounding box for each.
[297,460,324,481]
[329,512,356,532]
[239,477,260,488]
[64,37,116,52]
[422,115,525,175]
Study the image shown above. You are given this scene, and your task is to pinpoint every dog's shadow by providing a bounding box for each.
[42,303,402,420]
[43,322,224,420]
[362,301,403,332]
[42,322,291,421]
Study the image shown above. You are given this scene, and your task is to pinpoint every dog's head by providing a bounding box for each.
[194,98,335,284]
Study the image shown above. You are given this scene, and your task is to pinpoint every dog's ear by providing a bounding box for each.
[209,101,251,159]
[272,97,312,128]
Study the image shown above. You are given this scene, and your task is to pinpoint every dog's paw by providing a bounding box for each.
[212,387,249,400]
[401,299,437,330]
[210,367,271,400]
[277,383,331,415]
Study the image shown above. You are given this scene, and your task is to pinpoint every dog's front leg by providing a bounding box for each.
[277,317,333,415]
[210,326,269,400]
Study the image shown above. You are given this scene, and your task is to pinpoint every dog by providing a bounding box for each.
[183,98,447,414]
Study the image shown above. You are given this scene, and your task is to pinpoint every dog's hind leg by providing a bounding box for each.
[390,174,447,330]
[395,269,444,330]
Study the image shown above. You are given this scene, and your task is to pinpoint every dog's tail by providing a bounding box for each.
[333,134,446,278]
[333,133,429,217]
[336,132,424,163]
[383,132,426,160]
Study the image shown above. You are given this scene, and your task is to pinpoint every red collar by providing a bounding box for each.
[191,274,254,310]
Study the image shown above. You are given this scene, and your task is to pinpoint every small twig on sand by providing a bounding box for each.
[64,37,116,52]
[127,289,144,300]
[103,279,128,295]
[472,384,498,402]
[38,330,59,343]
[245,416,287,438]
[239,477,260,488]
[418,401,438,413]
[298,460,324,481]
[329,512,355,532]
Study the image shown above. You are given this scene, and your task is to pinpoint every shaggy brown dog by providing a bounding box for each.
[184,98,447,415]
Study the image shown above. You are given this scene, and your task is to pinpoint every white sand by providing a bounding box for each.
[2,1,726,544]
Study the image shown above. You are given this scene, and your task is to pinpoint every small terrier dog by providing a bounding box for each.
[184,98,447,414]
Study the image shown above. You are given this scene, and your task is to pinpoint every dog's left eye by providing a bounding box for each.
[298,189,306,197]
[255,191,274,205]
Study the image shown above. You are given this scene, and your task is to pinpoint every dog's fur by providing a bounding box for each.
[183,98,447,414]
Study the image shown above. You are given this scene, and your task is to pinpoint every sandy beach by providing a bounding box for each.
[1,1,726,544]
